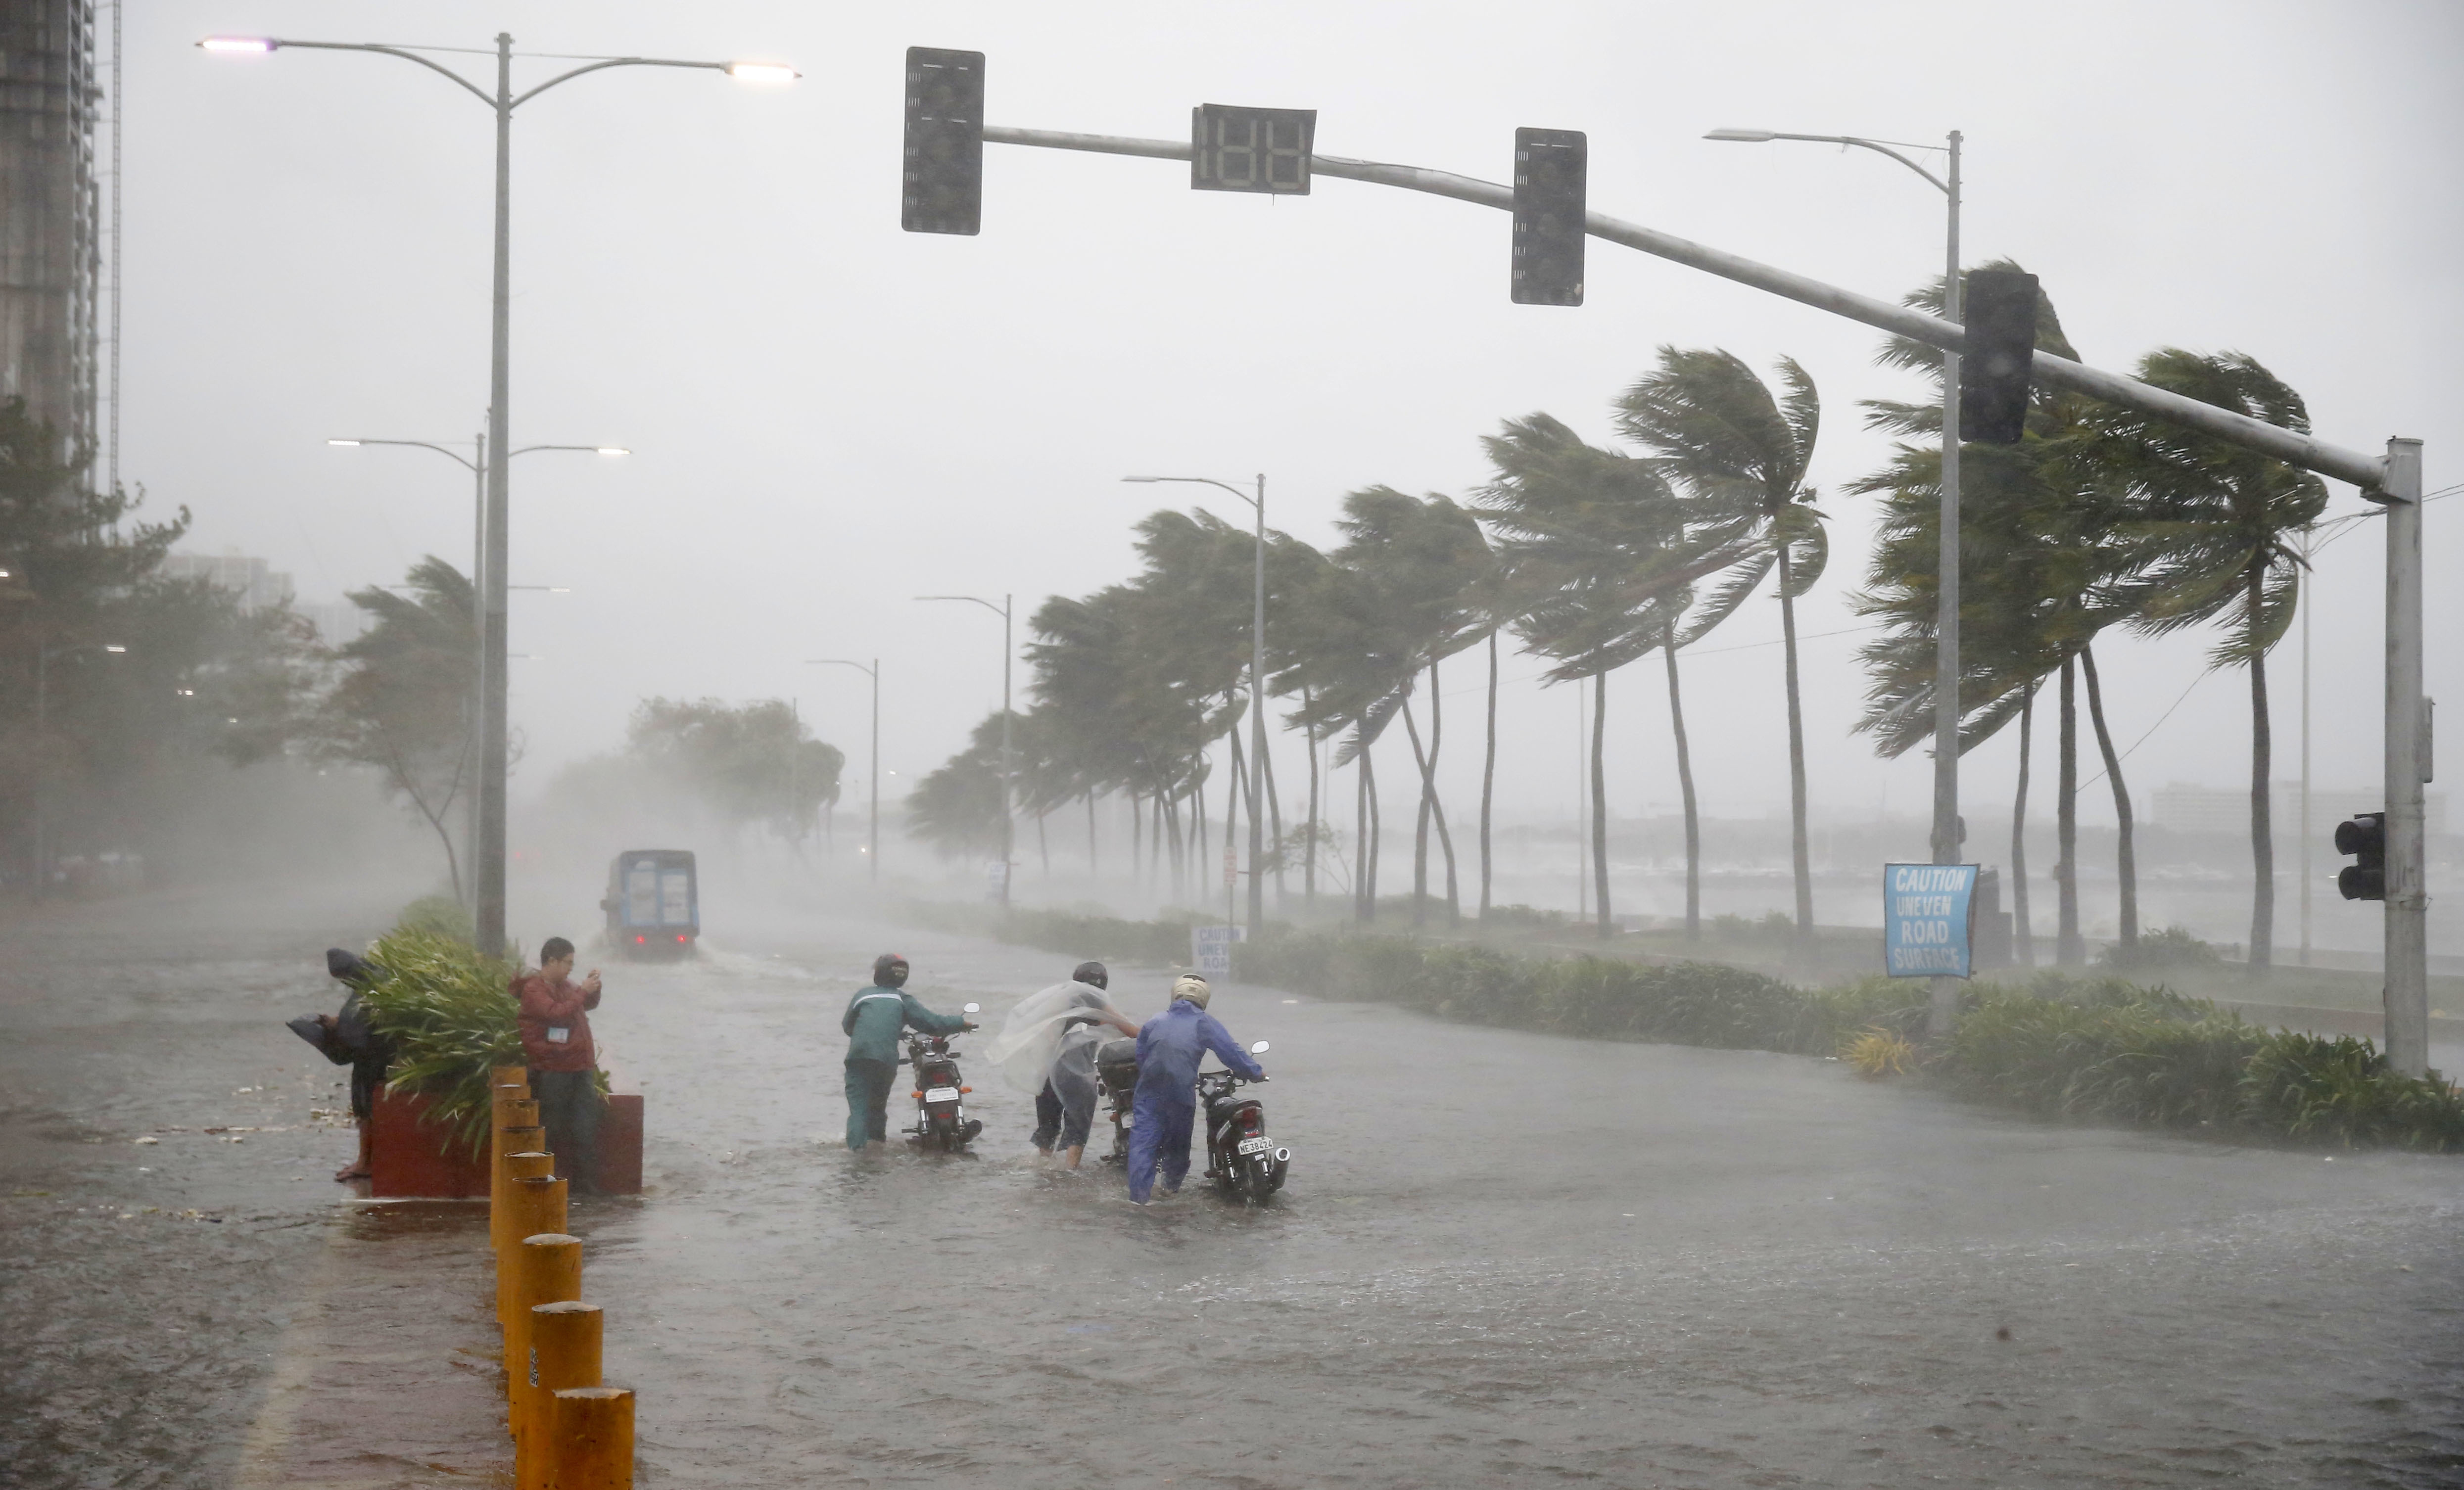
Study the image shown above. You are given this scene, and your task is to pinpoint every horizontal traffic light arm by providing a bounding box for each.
[979,123,2388,494]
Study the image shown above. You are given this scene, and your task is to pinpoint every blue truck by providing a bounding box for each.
[602,849,699,958]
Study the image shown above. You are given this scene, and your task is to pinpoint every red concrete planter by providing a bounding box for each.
[370,1089,644,1198]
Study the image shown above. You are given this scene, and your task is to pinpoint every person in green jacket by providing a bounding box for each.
[842,953,975,1151]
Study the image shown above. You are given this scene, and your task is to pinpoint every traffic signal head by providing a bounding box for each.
[1957,268,2039,444]
[902,47,984,235]
[2334,810,2386,901]
[1511,128,1585,307]
[1190,104,1315,194]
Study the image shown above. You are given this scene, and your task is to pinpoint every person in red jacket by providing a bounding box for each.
[516,936,605,1192]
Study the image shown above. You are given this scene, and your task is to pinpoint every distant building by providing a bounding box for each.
[293,600,370,648]
[0,0,99,455]
[161,552,294,612]
[2153,781,2446,838]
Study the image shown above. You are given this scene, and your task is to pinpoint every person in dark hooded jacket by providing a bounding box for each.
[288,948,395,1181]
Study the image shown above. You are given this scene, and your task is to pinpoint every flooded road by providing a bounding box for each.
[5,883,2461,1488]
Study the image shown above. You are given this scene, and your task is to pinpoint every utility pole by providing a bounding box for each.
[2379,438,2427,1076]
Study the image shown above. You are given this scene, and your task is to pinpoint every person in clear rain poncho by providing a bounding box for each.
[1126,974,1264,1205]
[985,961,1138,1167]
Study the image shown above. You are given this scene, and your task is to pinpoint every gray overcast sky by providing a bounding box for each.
[137,0,2462,832]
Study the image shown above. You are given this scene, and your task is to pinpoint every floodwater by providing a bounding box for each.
[4,881,2462,1488]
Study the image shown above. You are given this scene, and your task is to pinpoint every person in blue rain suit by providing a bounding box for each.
[842,953,974,1152]
[1125,974,1265,1205]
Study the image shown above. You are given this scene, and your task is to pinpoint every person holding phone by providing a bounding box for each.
[516,936,605,1192]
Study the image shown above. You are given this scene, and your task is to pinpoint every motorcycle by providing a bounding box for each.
[1095,1035,1140,1165]
[1199,1040,1287,1202]
[903,1002,984,1153]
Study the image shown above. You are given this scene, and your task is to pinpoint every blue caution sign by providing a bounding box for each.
[1883,864,1980,978]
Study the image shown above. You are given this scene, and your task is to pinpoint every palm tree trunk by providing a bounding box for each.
[1304,697,1320,909]
[1131,791,1143,888]
[1408,698,1431,927]
[1261,731,1285,907]
[2056,655,2083,965]
[1037,810,1049,876]
[1225,731,1245,913]
[1663,631,1700,940]
[1353,745,1368,922]
[1431,658,1459,923]
[1480,630,1499,919]
[1364,745,1382,921]
[1163,785,1183,898]
[1778,551,1814,938]
[2079,644,2138,949]
[2249,567,2275,973]
[1591,670,1611,939]
[1419,694,1439,916]
[2011,683,2035,967]
[1086,792,1098,876]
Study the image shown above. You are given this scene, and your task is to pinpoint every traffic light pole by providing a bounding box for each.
[964,120,2426,1066]
[2381,438,2427,1076]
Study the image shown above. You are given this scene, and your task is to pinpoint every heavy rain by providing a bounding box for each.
[3,4,2461,1488]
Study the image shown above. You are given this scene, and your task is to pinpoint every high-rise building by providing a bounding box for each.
[0,0,99,458]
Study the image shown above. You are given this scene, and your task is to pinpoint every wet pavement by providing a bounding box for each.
[5,881,2462,1488]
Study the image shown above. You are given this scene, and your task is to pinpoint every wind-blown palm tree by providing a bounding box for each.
[1478,414,1756,937]
[1616,347,1830,939]
[1853,265,2149,965]
[2097,349,2326,973]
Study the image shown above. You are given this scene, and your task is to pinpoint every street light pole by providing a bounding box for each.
[328,436,625,911]
[1705,126,1962,1032]
[210,30,795,957]
[1126,474,1270,934]
[808,658,882,882]
[917,596,1014,906]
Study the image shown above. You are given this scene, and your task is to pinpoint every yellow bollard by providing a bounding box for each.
[548,1387,633,1490]
[492,1065,532,1096]
[507,1151,555,1186]
[505,1232,582,1427]
[497,1174,567,1332]
[517,1301,603,1489]
[493,1121,545,1257]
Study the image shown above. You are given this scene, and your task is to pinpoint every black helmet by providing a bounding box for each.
[1071,960,1108,990]
[872,953,909,988]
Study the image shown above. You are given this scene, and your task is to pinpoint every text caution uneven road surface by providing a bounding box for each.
[1884,863,1979,978]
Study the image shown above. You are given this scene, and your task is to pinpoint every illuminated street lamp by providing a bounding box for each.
[209,31,795,954]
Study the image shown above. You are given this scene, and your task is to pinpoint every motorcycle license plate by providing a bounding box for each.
[1236,1135,1272,1156]
[925,1087,960,1103]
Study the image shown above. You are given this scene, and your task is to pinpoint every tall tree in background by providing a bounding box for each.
[1479,414,1751,937]
[908,710,1014,862]
[2097,349,2326,973]
[625,697,843,844]
[1852,266,2151,964]
[1617,347,1830,939]
[316,557,481,898]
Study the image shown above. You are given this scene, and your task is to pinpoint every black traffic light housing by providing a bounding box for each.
[1511,128,1586,306]
[1190,105,1315,194]
[902,47,985,235]
[1958,268,2038,444]
[2335,811,2386,901]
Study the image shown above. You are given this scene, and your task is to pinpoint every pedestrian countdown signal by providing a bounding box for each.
[902,47,985,235]
[1191,104,1315,194]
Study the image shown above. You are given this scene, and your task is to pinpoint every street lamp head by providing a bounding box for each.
[1703,128,1777,143]
[199,36,277,54]
[593,447,630,457]
[326,439,362,447]
[1121,476,1163,483]
[103,645,127,653]
[726,61,799,85]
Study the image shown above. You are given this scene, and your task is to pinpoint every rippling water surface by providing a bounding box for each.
[4,886,2460,1489]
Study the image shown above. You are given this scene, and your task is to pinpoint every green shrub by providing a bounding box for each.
[1477,903,1565,928]
[2098,924,2223,971]
[395,893,474,945]
[2241,1030,2464,1149]
[360,926,521,1156]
